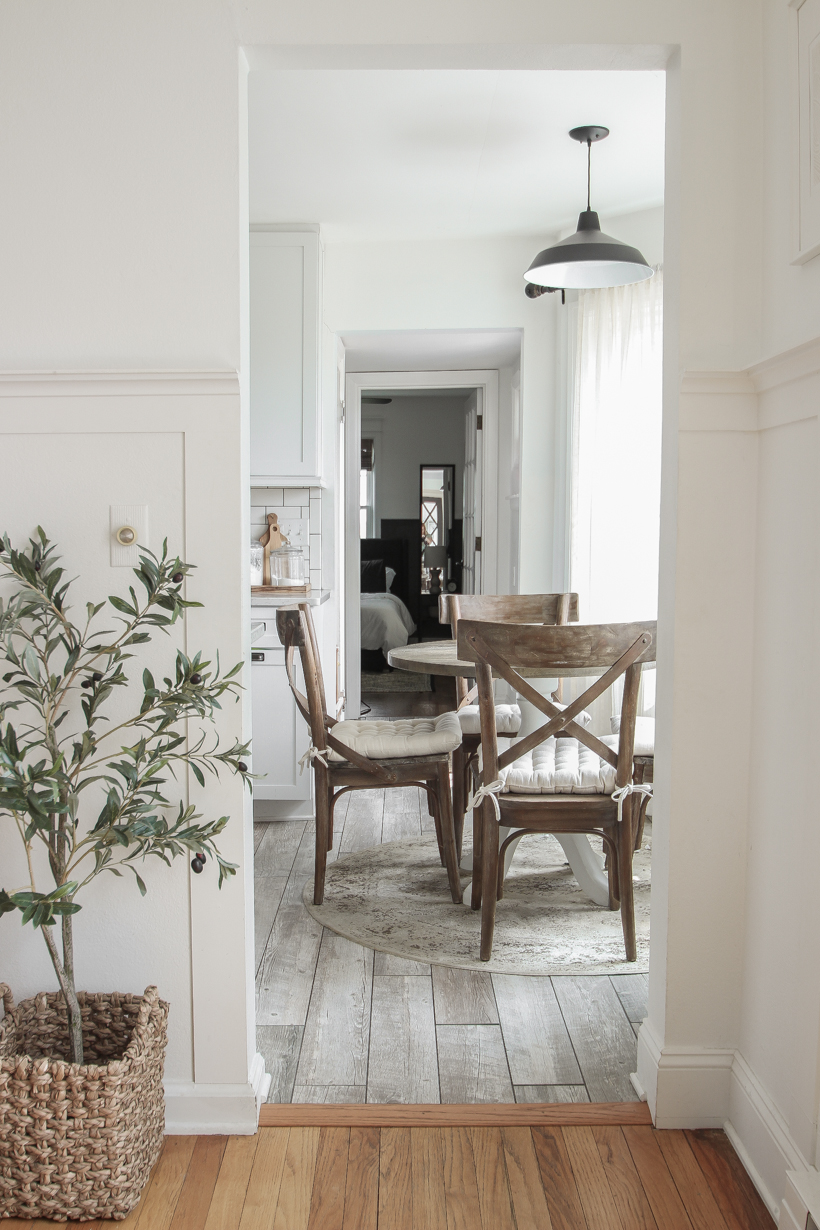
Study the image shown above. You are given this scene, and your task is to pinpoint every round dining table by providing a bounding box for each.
[387,640,612,906]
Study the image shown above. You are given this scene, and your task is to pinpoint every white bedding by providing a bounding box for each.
[361,592,416,654]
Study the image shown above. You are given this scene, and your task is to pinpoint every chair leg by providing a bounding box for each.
[314,776,331,906]
[435,762,463,905]
[423,779,446,865]
[327,785,335,850]
[479,802,499,960]
[617,800,637,962]
[470,807,483,911]
[452,748,465,862]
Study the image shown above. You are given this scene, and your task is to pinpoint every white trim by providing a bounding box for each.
[639,1024,816,1223]
[679,336,820,434]
[251,475,329,488]
[749,334,820,393]
[0,370,239,397]
[343,368,500,721]
[164,1052,271,1135]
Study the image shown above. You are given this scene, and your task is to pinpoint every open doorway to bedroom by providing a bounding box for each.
[358,386,476,721]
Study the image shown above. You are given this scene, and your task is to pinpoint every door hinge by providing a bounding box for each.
[475,536,482,552]
[476,415,483,430]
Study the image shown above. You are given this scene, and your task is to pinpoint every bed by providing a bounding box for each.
[359,537,417,664]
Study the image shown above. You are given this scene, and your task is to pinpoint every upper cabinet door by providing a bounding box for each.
[250,231,321,482]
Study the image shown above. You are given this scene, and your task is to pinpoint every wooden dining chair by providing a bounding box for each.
[456,617,656,962]
[438,593,580,857]
[276,605,463,907]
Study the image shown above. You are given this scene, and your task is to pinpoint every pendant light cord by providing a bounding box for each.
[587,139,592,211]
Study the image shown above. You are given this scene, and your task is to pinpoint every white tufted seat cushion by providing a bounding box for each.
[604,715,655,757]
[500,736,616,795]
[328,711,463,761]
[457,699,591,738]
[457,703,522,736]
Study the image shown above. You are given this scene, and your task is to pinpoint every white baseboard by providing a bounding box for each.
[638,1024,815,1224]
[637,1020,733,1128]
[164,1051,271,1134]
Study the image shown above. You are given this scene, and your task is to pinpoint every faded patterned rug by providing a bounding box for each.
[304,829,650,975]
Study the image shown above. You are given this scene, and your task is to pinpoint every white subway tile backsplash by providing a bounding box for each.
[251,487,283,506]
[288,488,310,504]
[310,568,322,589]
[309,501,321,532]
[309,534,322,566]
[281,505,303,519]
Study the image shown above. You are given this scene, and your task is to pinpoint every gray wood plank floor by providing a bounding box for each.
[254,787,647,1104]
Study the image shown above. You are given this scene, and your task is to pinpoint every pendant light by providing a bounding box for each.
[524,126,653,292]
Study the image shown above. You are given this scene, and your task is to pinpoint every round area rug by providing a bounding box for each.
[304,830,650,975]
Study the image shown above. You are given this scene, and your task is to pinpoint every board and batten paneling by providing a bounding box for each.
[250,230,321,482]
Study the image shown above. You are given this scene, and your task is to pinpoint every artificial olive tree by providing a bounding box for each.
[0,530,249,1064]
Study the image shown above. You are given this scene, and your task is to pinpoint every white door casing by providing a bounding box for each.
[343,368,499,721]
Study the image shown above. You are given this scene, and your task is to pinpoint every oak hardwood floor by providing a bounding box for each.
[255,787,648,1106]
[7,1124,771,1229]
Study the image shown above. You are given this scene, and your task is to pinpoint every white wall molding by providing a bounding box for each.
[640,1024,814,1223]
[0,371,240,398]
[681,335,820,435]
[164,1052,271,1135]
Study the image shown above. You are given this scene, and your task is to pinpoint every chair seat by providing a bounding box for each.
[501,736,617,795]
[457,703,522,736]
[329,711,463,761]
[606,715,655,757]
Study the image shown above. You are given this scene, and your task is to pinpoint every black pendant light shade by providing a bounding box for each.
[525,126,653,291]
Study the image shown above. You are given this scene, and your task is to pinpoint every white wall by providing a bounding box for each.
[0,4,262,1133]
[363,395,468,530]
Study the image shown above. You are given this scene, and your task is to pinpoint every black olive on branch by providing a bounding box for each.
[237,761,248,773]
[190,673,202,685]
[81,679,93,689]
[34,562,41,572]
[191,856,204,874]
[92,672,103,682]
[172,572,184,584]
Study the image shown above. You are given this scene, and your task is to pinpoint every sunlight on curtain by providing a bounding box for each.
[569,270,663,722]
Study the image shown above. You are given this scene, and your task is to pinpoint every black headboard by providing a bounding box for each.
[360,537,410,611]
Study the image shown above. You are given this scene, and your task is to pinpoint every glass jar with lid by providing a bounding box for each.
[249,541,264,587]
[272,544,306,587]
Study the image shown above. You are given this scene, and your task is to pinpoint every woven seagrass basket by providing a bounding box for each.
[0,983,168,1221]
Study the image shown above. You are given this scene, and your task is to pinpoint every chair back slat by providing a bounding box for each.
[456,619,656,673]
[439,592,579,627]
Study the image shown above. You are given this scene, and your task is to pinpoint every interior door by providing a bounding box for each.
[462,389,482,594]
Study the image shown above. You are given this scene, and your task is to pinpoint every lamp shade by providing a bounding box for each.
[424,545,447,568]
[525,210,653,290]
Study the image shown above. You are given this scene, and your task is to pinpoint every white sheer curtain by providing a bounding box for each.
[569,270,663,721]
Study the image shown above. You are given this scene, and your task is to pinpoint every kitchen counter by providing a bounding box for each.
[250,588,331,608]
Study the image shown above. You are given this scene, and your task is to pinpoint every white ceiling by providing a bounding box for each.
[343,328,522,372]
[249,69,666,243]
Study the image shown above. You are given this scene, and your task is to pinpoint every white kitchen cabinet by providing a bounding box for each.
[250,230,322,483]
[250,614,311,802]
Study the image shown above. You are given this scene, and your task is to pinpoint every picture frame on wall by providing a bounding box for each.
[792,0,820,262]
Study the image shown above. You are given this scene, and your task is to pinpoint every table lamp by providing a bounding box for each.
[424,544,447,595]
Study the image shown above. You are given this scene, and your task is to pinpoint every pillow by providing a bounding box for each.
[610,715,655,756]
[385,566,396,592]
[360,558,387,593]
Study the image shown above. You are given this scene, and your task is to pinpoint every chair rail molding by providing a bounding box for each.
[0,370,240,398]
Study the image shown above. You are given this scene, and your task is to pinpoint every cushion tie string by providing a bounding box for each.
[298,745,330,775]
[611,782,653,824]
[466,778,504,821]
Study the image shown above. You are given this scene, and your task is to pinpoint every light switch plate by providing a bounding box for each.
[110,505,148,567]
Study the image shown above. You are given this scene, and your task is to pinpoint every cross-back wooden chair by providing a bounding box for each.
[438,593,580,856]
[276,605,463,907]
[456,618,656,962]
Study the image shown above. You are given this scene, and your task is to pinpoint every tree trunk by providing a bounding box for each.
[42,918,84,1065]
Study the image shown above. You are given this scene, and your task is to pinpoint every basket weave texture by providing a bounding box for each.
[0,983,168,1221]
